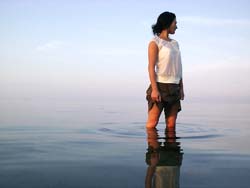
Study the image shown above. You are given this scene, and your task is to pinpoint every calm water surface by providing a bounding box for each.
[0,98,250,188]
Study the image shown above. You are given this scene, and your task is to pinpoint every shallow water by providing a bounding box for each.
[0,98,250,188]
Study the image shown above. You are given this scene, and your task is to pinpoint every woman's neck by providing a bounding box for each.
[159,31,171,41]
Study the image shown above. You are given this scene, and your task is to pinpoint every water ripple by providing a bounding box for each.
[96,122,235,140]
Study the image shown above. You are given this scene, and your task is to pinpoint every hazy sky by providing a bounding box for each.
[1,0,250,102]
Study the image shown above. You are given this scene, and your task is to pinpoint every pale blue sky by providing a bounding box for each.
[1,0,250,102]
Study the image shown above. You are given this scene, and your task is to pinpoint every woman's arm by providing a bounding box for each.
[145,166,156,188]
[148,41,161,102]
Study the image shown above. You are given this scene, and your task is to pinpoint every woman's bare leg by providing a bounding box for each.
[146,103,162,128]
[165,103,179,129]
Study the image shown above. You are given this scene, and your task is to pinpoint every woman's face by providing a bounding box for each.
[168,18,178,34]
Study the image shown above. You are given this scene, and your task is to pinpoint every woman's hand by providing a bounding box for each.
[151,89,161,102]
[180,88,185,100]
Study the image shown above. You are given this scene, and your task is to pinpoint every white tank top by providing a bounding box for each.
[150,35,182,84]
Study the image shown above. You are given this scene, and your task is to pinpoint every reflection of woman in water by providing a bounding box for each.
[146,11,185,129]
[145,127,183,188]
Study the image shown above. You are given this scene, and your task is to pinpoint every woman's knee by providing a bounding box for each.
[166,115,177,127]
[146,118,159,128]
[146,103,162,128]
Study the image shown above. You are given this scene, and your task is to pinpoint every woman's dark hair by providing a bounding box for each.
[152,11,176,35]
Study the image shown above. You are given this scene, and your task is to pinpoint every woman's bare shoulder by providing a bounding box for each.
[148,36,159,47]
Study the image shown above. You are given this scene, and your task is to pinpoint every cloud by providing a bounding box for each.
[36,40,65,51]
[81,47,145,56]
[178,16,250,26]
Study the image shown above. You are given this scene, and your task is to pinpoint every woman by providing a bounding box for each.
[146,11,185,129]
